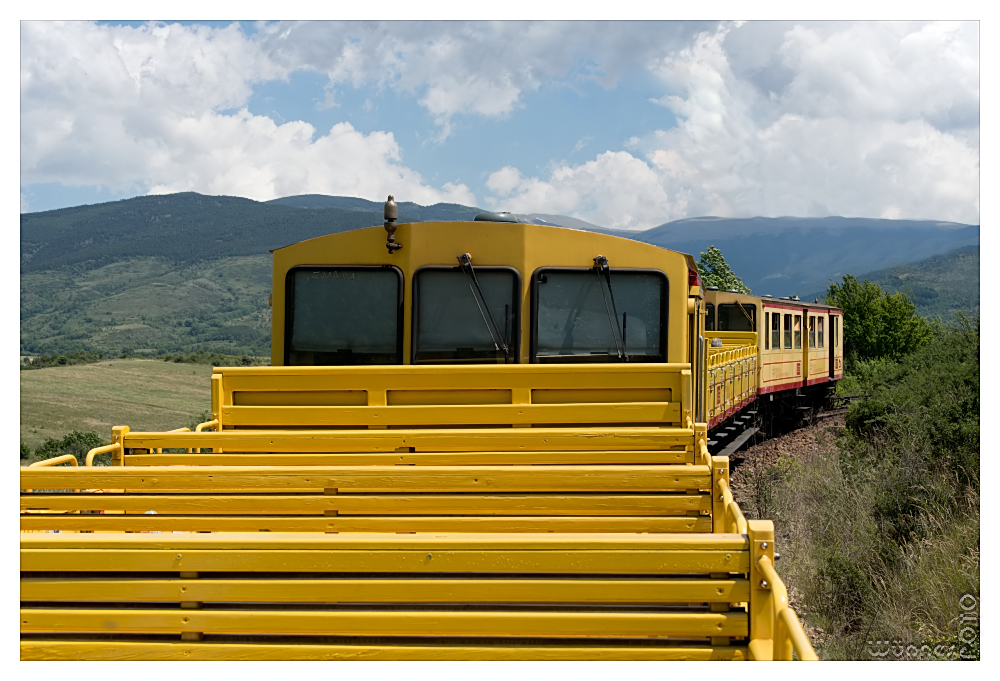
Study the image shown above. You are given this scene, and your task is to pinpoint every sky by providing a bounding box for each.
[19,19,981,230]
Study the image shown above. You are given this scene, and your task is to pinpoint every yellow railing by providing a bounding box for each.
[153,427,193,453]
[24,453,79,493]
[716,476,748,535]
[707,339,758,422]
[85,443,121,467]
[756,556,818,660]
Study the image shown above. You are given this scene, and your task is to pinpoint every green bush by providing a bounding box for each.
[30,430,106,464]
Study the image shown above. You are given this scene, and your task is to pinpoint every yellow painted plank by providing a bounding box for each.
[20,640,749,661]
[23,493,711,516]
[118,427,697,453]
[21,530,749,550]
[20,577,750,604]
[220,402,682,427]
[218,363,690,392]
[21,515,713,533]
[21,608,749,638]
[21,548,750,573]
[122,450,694,466]
[22,465,711,492]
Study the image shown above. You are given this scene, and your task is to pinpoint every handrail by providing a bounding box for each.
[758,555,818,660]
[716,476,747,534]
[27,454,78,468]
[24,454,79,493]
[194,419,221,454]
[154,427,192,454]
[85,443,121,467]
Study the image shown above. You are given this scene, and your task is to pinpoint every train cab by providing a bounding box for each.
[269,217,703,370]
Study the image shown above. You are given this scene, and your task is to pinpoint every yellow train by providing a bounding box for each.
[20,199,822,660]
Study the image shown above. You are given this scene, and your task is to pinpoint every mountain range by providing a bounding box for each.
[20,192,979,357]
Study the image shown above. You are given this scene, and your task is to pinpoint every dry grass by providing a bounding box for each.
[20,359,213,449]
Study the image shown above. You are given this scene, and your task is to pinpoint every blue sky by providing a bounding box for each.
[20,20,980,229]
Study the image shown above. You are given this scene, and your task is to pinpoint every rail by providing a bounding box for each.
[717,476,748,535]
[153,427,193,454]
[85,443,121,467]
[24,454,79,493]
[755,555,818,660]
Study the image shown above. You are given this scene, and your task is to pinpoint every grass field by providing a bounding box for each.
[20,359,214,450]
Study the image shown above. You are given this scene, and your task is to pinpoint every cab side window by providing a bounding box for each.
[764,312,770,350]
[818,317,825,348]
[809,316,816,348]
[783,314,792,349]
[772,312,781,350]
[794,315,802,349]
[705,303,715,331]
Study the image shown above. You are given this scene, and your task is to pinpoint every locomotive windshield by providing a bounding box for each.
[533,269,666,362]
[285,267,402,365]
[413,268,519,363]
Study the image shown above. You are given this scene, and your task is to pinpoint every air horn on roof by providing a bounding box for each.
[384,195,402,254]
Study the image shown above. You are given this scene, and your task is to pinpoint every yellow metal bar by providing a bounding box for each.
[778,607,817,660]
[21,464,713,492]
[84,443,121,467]
[194,420,218,432]
[716,476,747,534]
[220,402,682,427]
[22,493,711,516]
[121,449,695,467]
[21,608,749,639]
[21,640,749,661]
[24,454,79,493]
[21,515,714,534]
[21,530,749,550]
[27,454,78,468]
[154,427,191,454]
[757,554,818,660]
[120,427,698,453]
[21,548,751,574]
[21,577,751,604]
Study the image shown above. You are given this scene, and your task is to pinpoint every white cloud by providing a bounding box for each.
[20,21,475,205]
[487,21,979,228]
[251,20,711,134]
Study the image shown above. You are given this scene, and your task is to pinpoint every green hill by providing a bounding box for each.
[860,246,979,320]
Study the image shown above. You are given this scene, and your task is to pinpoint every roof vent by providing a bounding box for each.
[725,289,739,293]
[790,295,800,301]
[706,285,719,291]
[762,294,773,298]
[474,211,519,223]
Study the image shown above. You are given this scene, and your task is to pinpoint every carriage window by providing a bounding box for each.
[705,304,715,331]
[794,315,802,349]
[771,312,781,350]
[809,316,816,348]
[818,317,825,348]
[533,268,667,363]
[784,314,792,349]
[718,303,756,331]
[764,312,770,350]
[285,267,402,365]
[414,268,519,363]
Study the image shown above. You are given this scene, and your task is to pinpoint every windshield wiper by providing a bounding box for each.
[457,253,510,363]
[593,255,628,362]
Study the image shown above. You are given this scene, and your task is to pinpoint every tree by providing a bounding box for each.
[697,246,751,294]
[825,274,931,365]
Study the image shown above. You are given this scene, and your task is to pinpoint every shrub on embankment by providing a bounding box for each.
[743,318,979,659]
